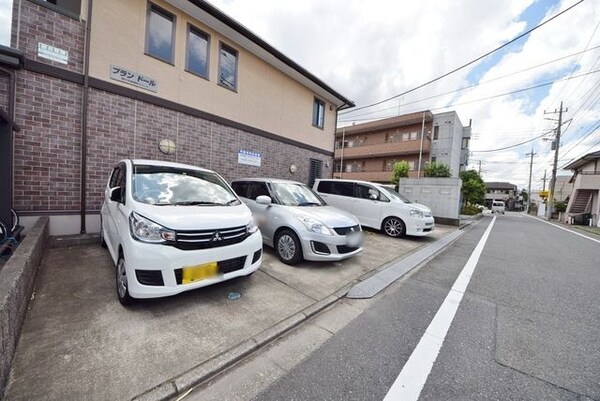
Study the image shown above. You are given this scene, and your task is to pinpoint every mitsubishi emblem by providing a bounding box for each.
[211,232,223,242]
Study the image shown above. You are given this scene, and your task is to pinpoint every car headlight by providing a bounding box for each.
[246,219,259,234]
[129,212,176,243]
[294,215,333,235]
[409,208,424,218]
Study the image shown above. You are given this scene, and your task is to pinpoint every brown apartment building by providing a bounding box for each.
[0,0,354,235]
[334,110,471,183]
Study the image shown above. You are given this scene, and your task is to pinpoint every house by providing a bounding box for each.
[333,110,471,183]
[563,151,600,227]
[0,0,354,235]
[485,182,517,210]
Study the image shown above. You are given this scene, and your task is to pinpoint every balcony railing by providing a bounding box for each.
[334,139,431,160]
[574,173,600,190]
[332,170,421,182]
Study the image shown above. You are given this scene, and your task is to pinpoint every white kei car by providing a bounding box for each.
[100,159,262,305]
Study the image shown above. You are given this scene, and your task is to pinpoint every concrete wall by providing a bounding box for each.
[431,112,464,177]
[0,217,48,399]
[398,177,462,225]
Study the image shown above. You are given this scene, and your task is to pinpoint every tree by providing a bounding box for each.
[424,162,451,177]
[459,169,485,206]
[520,189,528,203]
[390,161,409,185]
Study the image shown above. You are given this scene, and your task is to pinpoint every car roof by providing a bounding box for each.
[315,178,381,186]
[231,177,305,185]
[126,159,214,173]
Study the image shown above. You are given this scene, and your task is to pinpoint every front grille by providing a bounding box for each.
[251,249,262,264]
[135,270,164,286]
[312,241,331,254]
[337,245,359,254]
[333,225,361,235]
[424,212,432,217]
[175,256,247,285]
[170,225,249,250]
[423,228,432,232]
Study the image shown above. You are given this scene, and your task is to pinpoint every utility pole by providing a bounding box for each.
[544,102,567,220]
[339,127,345,179]
[478,160,483,175]
[542,170,547,191]
[417,112,425,178]
[526,148,537,214]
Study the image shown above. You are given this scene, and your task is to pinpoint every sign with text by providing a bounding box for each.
[110,65,158,92]
[37,43,68,64]
[238,150,261,167]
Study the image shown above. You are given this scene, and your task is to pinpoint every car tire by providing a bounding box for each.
[275,229,303,265]
[116,254,134,306]
[100,218,107,248]
[383,216,406,238]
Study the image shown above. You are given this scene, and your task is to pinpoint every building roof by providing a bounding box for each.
[167,0,355,110]
[335,111,434,136]
[562,151,600,171]
[485,182,517,190]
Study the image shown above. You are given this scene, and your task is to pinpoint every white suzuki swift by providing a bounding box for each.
[100,160,262,305]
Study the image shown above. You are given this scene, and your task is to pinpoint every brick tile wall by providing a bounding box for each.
[13,70,82,212]
[12,0,85,73]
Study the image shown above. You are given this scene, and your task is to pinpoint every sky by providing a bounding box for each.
[0,0,599,191]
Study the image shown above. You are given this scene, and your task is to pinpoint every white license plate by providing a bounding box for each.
[346,232,363,247]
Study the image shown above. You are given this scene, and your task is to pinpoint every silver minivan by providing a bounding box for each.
[231,178,363,265]
[314,179,434,238]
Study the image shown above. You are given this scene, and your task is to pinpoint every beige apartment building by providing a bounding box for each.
[0,0,354,235]
[334,110,471,183]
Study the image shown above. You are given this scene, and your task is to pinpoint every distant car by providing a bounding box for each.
[491,201,506,214]
[100,160,262,305]
[231,178,363,265]
[313,179,434,238]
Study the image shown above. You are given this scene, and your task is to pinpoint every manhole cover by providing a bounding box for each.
[227,292,241,300]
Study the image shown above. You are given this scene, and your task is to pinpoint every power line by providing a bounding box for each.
[471,131,552,153]
[340,0,585,116]
[338,45,600,121]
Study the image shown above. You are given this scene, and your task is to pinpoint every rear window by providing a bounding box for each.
[317,181,354,197]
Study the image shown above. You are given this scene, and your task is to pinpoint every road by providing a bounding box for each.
[186,214,600,401]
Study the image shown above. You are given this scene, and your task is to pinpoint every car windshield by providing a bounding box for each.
[272,182,326,206]
[132,165,240,206]
[379,186,412,203]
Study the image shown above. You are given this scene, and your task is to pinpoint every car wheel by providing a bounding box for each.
[100,218,107,248]
[275,229,303,265]
[383,217,406,238]
[116,254,134,305]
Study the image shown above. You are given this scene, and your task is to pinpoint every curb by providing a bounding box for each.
[130,226,471,401]
[131,291,343,401]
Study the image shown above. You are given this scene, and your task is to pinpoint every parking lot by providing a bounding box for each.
[5,226,454,401]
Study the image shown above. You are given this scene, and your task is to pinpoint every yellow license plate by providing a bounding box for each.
[182,262,218,284]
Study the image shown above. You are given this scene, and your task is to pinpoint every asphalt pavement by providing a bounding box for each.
[198,214,600,401]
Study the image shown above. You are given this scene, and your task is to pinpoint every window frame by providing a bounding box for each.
[312,97,325,129]
[145,2,177,65]
[185,24,210,79]
[218,42,239,92]
[433,125,439,140]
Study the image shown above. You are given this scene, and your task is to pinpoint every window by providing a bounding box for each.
[433,125,439,140]
[309,159,323,188]
[410,131,418,141]
[186,25,209,78]
[431,157,437,163]
[146,3,176,64]
[408,161,416,170]
[248,182,270,200]
[462,138,470,149]
[356,184,378,200]
[219,43,238,90]
[402,133,409,141]
[384,160,397,171]
[41,0,81,16]
[312,98,325,129]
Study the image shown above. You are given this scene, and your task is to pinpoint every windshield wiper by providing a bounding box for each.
[298,202,321,206]
[224,199,240,206]
[172,201,223,206]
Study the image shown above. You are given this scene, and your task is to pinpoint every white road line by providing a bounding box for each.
[526,215,600,244]
[383,216,497,401]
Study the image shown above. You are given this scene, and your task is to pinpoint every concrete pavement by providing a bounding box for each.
[4,225,456,401]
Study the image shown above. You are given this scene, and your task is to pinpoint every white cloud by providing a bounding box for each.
[207,0,600,190]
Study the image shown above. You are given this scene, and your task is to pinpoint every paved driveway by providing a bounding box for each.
[5,226,454,401]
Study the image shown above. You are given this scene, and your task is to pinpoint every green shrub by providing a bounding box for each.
[554,201,566,213]
[461,205,482,215]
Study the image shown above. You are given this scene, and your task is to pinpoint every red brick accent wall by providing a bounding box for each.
[12,0,85,73]
[13,70,82,212]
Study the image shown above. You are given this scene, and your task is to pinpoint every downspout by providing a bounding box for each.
[80,0,93,233]
[0,66,17,230]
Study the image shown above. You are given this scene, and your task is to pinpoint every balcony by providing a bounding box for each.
[573,172,600,190]
[334,139,430,160]
[333,170,421,183]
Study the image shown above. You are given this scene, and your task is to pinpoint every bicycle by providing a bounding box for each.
[0,208,20,260]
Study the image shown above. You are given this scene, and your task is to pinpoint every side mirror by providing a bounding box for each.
[256,195,272,206]
[369,193,378,200]
[109,186,123,203]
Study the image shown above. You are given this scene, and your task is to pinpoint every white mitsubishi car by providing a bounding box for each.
[100,160,262,305]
